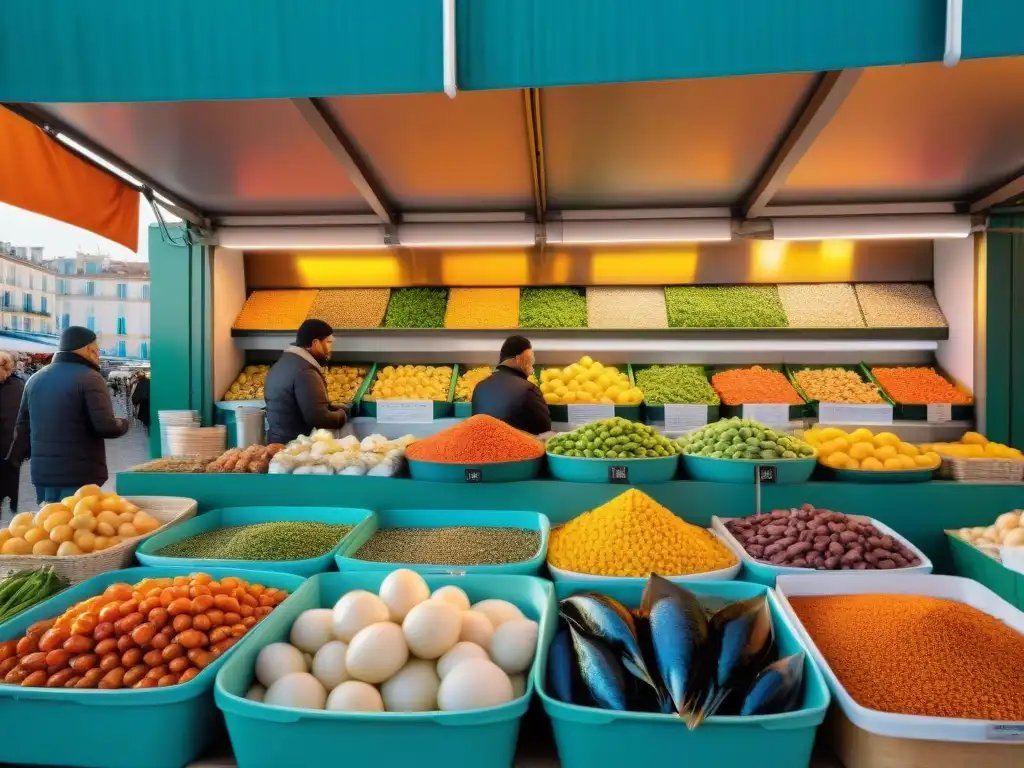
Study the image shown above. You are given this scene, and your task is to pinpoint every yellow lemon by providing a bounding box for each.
[913,454,935,468]
[580,355,594,368]
[848,442,875,461]
[824,452,850,469]
[962,431,989,446]
[543,392,559,404]
[819,427,849,442]
[844,457,861,470]
[965,445,985,458]
[897,442,919,457]
[873,432,901,448]
[984,442,1004,457]
[860,457,885,472]
[897,454,917,470]
[555,386,569,398]
[924,451,942,467]
[562,391,577,403]
[848,428,874,444]
[549,379,565,391]
[883,457,904,470]
[874,445,898,461]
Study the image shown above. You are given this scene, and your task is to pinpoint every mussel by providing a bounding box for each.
[739,652,805,716]
[547,628,577,704]
[704,594,775,718]
[569,625,629,711]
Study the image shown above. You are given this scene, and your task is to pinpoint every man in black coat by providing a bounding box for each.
[264,319,348,445]
[0,352,25,512]
[8,327,129,504]
[471,335,551,435]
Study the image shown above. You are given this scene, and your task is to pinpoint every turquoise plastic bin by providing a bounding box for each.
[682,454,816,484]
[215,571,555,768]
[407,456,544,483]
[0,566,304,768]
[536,579,830,768]
[547,453,679,484]
[335,508,550,575]
[830,467,935,484]
[134,506,375,577]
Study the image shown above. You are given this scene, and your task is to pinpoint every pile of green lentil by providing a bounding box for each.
[634,364,720,405]
[665,285,789,328]
[353,526,540,566]
[382,288,449,328]
[154,522,354,561]
[518,288,588,328]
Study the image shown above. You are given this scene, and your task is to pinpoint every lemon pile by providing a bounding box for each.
[805,426,940,472]
[364,364,454,401]
[539,355,643,406]
[223,365,270,401]
[921,431,1023,461]
[324,365,369,404]
[455,366,538,401]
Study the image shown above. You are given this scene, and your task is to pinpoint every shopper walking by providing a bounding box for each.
[264,318,348,444]
[8,327,129,504]
[0,352,25,513]
[471,335,551,435]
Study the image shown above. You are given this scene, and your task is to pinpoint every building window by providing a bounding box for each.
[23,317,31,332]
[22,294,31,311]
[116,340,127,357]
[142,284,150,300]
[86,315,96,332]
[117,316,126,334]
[41,276,47,292]
[40,297,47,314]
[61,313,70,329]
[140,342,149,360]
[86,281,95,296]
[2,291,10,309]
[85,262,99,275]
[56,279,65,295]
[117,283,127,299]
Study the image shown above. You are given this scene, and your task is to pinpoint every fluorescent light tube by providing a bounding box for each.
[771,215,971,241]
[398,222,537,248]
[216,226,388,250]
[550,218,733,245]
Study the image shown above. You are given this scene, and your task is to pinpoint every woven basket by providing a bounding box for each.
[937,457,1024,483]
[0,496,197,584]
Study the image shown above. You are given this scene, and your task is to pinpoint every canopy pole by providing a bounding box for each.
[523,88,547,223]
[944,0,963,67]
[443,0,457,98]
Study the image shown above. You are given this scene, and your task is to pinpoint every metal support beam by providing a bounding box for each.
[743,69,862,218]
[290,98,394,225]
[523,88,548,223]
[970,171,1024,213]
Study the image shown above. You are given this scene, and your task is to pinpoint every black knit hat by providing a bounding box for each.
[59,326,97,352]
[499,335,532,363]
[296,318,334,348]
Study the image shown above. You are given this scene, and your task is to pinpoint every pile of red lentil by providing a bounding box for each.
[405,414,545,464]
[790,594,1024,720]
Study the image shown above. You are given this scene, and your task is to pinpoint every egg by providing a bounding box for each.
[509,673,526,699]
[346,622,409,684]
[264,672,327,710]
[471,599,524,629]
[379,569,430,622]
[458,610,495,651]
[290,609,336,654]
[380,659,440,712]
[402,600,461,660]
[431,585,470,612]
[255,643,308,688]
[311,640,350,690]
[1003,527,1024,547]
[245,683,266,702]
[489,618,539,675]
[437,658,513,711]
[332,590,390,642]
[436,641,490,680]
[326,680,385,713]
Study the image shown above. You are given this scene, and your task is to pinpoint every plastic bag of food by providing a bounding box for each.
[340,465,367,476]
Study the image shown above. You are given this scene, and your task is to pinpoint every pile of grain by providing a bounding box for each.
[233,290,318,330]
[778,284,865,328]
[443,288,520,329]
[855,283,947,327]
[306,289,391,328]
[586,287,668,328]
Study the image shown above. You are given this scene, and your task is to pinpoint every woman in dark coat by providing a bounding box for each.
[0,352,25,513]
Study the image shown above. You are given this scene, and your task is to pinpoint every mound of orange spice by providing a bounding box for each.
[406,414,545,464]
[711,366,803,405]
[0,573,288,690]
[870,366,972,405]
[790,594,1024,720]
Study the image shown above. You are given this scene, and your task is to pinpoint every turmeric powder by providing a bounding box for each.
[790,594,1024,720]
[547,489,737,577]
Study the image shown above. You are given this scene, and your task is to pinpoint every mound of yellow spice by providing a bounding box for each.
[547,489,737,577]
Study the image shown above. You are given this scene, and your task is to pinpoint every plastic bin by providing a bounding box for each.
[335,508,549,575]
[861,362,974,422]
[135,506,375,577]
[829,466,935,484]
[947,532,1024,610]
[358,363,457,419]
[631,363,721,425]
[707,364,812,422]
[215,571,555,768]
[547,453,678,484]
[536,579,830,768]
[541,363,643,424]
[784,363,894,416]
[407,456,544,483]
[682,454,816,484]
[0,566,304,768]
[712,516,933,586]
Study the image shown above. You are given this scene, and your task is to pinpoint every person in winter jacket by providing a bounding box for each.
[0,352,25,512]
[264,319,348,444]
[471,335,551,435]
[8,327,129,504]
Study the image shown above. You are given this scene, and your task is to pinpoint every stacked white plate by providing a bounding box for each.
[163,425,227,459]
[158,410,199,457]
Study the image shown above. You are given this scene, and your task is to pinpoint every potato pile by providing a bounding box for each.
[223,365,270,401]
[205,444,284,474]
[792,368,884,404]
[233,291,318,331]
[725,505,922,570]
[324,366,369,404]
[364,365,454,401]
[954,510,1024,549]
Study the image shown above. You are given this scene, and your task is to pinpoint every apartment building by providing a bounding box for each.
[0,243,56,335]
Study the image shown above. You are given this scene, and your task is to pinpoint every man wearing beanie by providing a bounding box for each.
[8,326,129,503]
[264,318,347,444]
[471,335,551,435]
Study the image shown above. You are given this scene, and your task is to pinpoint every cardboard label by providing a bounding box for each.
[464,468,482,483]
[664,404,709,433]
[818,403,894,425]
[608,465,629,484]
[742,404,791,426]
[567,404,615,427]
[927,403,953,423]
[756,465,778,483]
[375,400,434,424]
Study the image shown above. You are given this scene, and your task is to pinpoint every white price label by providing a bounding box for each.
[375,400,434,424]
[742,404,791,426]
[818,403,894,425]
[664,404,709,434]
[567,404,615,426]
[986,724,1024,742]
[927,403,953,423]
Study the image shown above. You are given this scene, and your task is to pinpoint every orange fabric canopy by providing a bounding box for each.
[0,109,139,252]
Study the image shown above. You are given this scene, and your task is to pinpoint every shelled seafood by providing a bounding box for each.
[546,575,804,726]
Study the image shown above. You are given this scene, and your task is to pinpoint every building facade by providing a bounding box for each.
[0,243,56,335]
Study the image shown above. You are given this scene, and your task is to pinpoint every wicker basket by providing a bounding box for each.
[0,496,198,584]
[937,457,1024,483]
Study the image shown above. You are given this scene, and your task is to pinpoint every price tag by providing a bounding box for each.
[464,468,483,483]
[608,465,629,484]
[756,465,778,483]
[376,400,434,424]
[818,403,894,425]
[986,724,1024,742]
[927,403,953,423]
[742,404,791,426]
[567,404,615,427]
[664,404,708,434]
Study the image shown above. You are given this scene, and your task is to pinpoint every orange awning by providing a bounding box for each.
[0,108,139,252]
